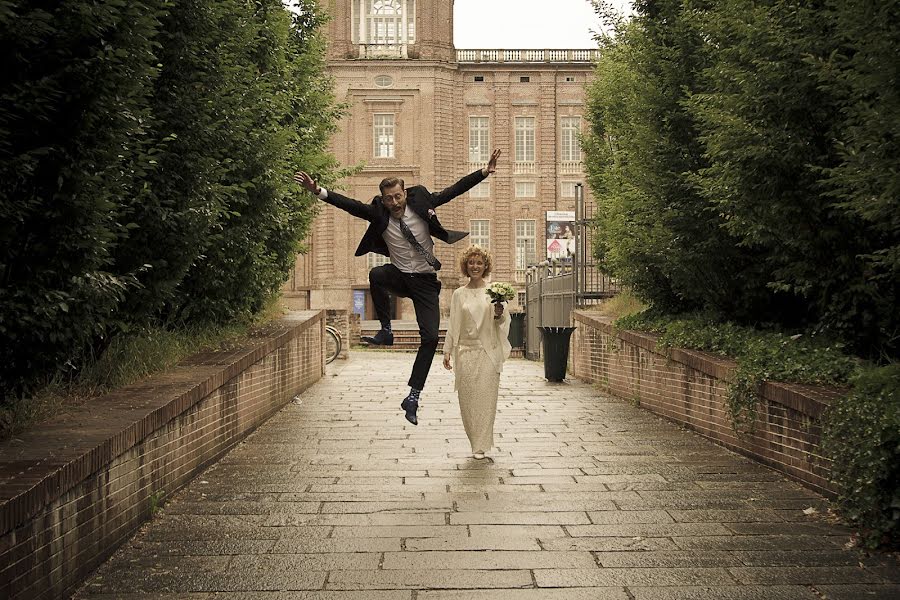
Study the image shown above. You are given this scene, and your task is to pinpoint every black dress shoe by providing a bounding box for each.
[361,328,394,346]
[400,397,418,425]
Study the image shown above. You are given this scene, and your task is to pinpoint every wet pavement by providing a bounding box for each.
[76,352,899,599]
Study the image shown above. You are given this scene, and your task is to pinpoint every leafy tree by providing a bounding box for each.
[585,0,899,357]
[165,0,344,324]
[0,0,342,398]
[0,0,164,394]
[584,0,770,319]
[813,0,900,358]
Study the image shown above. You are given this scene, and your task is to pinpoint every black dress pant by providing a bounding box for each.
[369,264,441,391]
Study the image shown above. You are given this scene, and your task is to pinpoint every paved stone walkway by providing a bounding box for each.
[77,353,899,599]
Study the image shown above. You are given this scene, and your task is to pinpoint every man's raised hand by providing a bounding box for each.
[483,149,501,176]
[293,171,321,196]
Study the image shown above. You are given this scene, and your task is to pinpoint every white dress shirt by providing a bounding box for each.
[318,187,435,274]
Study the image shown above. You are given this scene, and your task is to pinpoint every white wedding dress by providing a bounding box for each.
[444,286,511,454]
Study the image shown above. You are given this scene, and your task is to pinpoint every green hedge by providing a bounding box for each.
[823,366,900,549]
[0,0,341,398]
[585,0,899,359]
[616,310,859,429]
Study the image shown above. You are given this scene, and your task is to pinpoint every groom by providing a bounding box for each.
[294,149,501,425]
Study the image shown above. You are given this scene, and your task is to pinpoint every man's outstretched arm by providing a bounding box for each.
[294,171,377,222]
[432,149,501,207]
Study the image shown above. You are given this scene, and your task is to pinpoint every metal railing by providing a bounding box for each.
[457,49,600,63]
[524,183,620,360]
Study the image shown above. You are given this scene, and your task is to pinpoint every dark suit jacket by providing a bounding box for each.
[322,169,487,259]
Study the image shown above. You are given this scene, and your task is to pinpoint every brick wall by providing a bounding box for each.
[0,311,325,600]
[571,311,845,496]
[348,312,362,346]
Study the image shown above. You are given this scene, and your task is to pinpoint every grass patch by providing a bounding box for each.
[586,289,648,319]
[1,299,289,441]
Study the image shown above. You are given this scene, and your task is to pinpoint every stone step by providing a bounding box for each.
[358,327,447,352]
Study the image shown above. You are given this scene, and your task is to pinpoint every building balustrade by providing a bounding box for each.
[457,49,599,63]
[559,161,584,174]
[514,161,536,174]
[359,44,408,58]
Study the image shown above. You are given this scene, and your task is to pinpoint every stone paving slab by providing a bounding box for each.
[75,353,899,598]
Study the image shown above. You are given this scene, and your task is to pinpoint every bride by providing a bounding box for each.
[442,246,512,459]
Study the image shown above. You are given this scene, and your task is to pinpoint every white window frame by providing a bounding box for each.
[373,113,395,158]
[469,180,490,198]
[561,181,577,198]
[515,181,536,198]
[561,116,582,162]
[468,116,490,163]
[469,219,490,249]
[359,0,416,45]
[515,219,537,272]
[368,253,391,269]
[515,117,535,163]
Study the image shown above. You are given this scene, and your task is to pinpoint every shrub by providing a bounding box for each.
[584,0,900,359]
[0,0,340,398]
[616,310,859,429]
[616,310,899,547]
[823,365,900,548]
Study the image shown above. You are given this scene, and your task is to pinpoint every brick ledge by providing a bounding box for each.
[0,310,321,536]
[573,310,846,419]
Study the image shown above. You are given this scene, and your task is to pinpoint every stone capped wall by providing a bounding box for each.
[571,311,844,495]
[0,311,325,600]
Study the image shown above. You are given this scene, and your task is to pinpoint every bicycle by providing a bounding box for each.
[324,325,342,365]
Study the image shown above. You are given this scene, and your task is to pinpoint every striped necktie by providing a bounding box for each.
[397,218,442,270]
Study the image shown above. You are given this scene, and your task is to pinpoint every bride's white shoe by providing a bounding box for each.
[473,451,485,459]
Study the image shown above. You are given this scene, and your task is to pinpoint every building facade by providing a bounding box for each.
[283,0,598,319]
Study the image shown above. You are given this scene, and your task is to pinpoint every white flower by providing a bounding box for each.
[486,282,516,303]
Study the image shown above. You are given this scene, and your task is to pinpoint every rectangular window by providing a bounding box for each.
[564,76,576,82]
[368,253,391,269]
[469,116,490,163]
[561,116,582,162]
[469,219,490,249]
[561,181,577,198]
[515,219,536,271]
[519,76,530,82]
[374,113,395,158]
[474,75,484,82]
[515,181,536,197]
[515,117,535,163]
[469,180,490,198]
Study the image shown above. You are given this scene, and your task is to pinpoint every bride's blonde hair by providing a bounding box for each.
[458,245,493,278]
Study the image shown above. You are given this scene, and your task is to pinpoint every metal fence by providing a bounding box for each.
[524,184,620,360]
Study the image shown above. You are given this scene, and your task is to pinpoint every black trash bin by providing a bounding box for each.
[538,326,576,382]
[508,312,526,350]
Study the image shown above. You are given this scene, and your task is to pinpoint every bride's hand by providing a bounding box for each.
[443,353,452,370]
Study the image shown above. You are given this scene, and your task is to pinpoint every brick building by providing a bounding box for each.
[283,0,598,320]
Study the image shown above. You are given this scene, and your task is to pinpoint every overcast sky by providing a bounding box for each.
[453,0,633,49]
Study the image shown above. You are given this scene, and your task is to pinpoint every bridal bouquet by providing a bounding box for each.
[485,282,516,304]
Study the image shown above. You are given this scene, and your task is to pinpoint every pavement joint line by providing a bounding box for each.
[69,354,899,597]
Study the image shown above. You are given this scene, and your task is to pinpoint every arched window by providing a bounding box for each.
[357,0,415,46]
